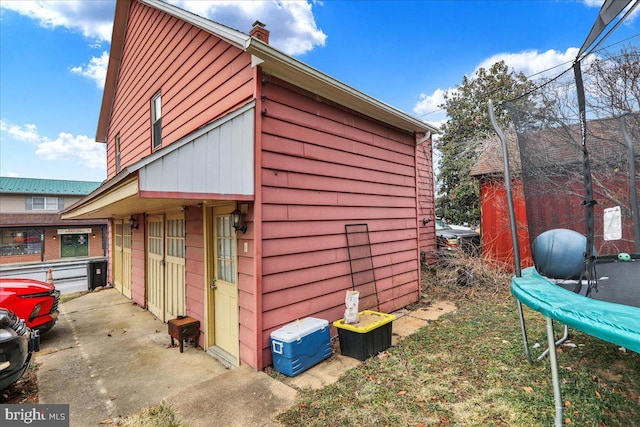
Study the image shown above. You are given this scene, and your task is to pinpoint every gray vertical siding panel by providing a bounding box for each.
[137,106,255,196]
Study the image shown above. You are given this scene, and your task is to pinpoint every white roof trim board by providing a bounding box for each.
[138,0,251,50]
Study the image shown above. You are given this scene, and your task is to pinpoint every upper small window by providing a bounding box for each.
[31,197,60,211]
[151,92,162,149]
[115,133,121,172]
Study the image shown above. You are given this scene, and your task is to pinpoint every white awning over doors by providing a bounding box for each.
[62,102,255,220]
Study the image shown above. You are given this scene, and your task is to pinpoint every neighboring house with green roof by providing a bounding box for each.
[0,177,108,265]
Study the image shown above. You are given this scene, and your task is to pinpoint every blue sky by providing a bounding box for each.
[0,0,638,182]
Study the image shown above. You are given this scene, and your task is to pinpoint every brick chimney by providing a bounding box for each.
[249,20,269,44]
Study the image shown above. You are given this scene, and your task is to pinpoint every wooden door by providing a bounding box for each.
[206,204,239,365]
[147,215,165,320]
[113,221,123,293]
[122,222,132,298]
[113,219,132,298]
[164,213,185,321]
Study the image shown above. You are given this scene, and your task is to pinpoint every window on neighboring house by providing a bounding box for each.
[151,92,162,149]
[115,133,121,172]
[29,197,62,211]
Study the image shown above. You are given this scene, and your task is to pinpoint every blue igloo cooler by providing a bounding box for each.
[270,317,332,377]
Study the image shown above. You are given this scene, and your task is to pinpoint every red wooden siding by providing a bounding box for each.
[479,179,531,269]
[519,176,639,256]
[106,0,253,179]
[481,175,640,269]
[416,141,436,263]
[237,203,256,368]
[184,206,205,346]
[258,77,420,364]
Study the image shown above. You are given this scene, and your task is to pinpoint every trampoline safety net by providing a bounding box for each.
[504,51,640,259]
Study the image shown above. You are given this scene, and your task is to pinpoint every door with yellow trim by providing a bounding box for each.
[122,222,132,299]
[147,215,165,320]
[113,221,123,293]
[164,213,185,321]
[112,219,132,298]
[206,204,239,365]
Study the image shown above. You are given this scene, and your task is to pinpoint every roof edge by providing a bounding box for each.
[138,0,250,49]
[61,169,136,217]
[247,40,439,135]
[96,0,131,143]
[96,0,438,144]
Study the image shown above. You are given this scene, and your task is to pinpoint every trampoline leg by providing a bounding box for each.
[537,323,569,361]
[546,317,563,427]
[517,301,534,363]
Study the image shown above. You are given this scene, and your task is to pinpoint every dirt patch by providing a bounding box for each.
[411,301,457,321]
[596,359,629,382]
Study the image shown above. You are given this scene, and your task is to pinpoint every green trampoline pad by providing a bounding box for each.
[511,267,640,353]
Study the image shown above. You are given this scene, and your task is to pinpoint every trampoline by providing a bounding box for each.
[511,266,640,354]
[563,254,640,308]
[488,3,640,423]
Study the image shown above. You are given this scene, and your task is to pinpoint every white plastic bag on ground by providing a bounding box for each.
[344,290,360,324]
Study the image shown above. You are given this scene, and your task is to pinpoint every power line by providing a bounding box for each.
[415,33,640,120]
[508,33,640,104]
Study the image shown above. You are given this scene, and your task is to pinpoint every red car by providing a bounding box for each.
[0,278,60,333]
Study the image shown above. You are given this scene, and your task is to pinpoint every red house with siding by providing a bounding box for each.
[470,132,531,270]
[471,118,639,270]
[63,0,438,370]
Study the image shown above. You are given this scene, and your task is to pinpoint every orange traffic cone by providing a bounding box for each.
[46,268,54,286]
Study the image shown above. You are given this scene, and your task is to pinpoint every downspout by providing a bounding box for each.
[416,133,435,266]
[414,132,430,299]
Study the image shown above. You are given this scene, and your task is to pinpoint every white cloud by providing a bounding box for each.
[476,48,579,81]
[36,133,105,169]
[582,0,604,6]
[2,0,326,88]
[167,0,327,56]
[414,88,447,117]
[276,1,327,55]
[0,120,106,170]
[0,0,115,42]
[413,88,455,124]
[70,51,109,88]
[1,120,41,144]
[413,48,586,123]
[412,0,639,124]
